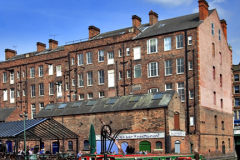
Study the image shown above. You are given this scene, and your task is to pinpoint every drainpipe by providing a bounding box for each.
[164,108,168,153]
[192,49,197,133]
[130,59,133,94]
[68,53,71,102]
[116,61,119,96]
[185,30,189,135]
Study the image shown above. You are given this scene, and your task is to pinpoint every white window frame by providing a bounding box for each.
[17,71,19,79]
[79,94,84,100]
[118,49,122,57]
[86,52,92,64]
[188,36,192,45]
[190,117,194,126]
[235,98,240,106]
[98,70,104,85]
[39,83,44,96]
[127,70,131,78]
[211,22,214,36]
[126,47,130,56]
[31,85,35,97]
[3,72,7,83]
[22,71,25,77]
[165,60,172,76]
[31,104,36,119]
[108,70,115,87]
[188,61,193,70]
[87,72,93,86]
[23,90,25,96]
[10,71,14,84]
[176,35,183,49]
[17,90,20,97]
[234,85,240,94]
[189,90,194,99]
[134,64,142,78]
[148,88,159,93]
[66,82,69,90]
[39,65,43,77]
[72,79,75,86]
[49,82,54,95]
[56,65,62,77]
[88,93,93,99]
[39,102,44,111]
[165,83,172,91]
[71,58,75,65]
[57,81,62,97]
[133,46,141,60]
[119,71,122,80]
[98,50,104,62]
[107,51,114,64]
[176,58,184,74]
[147,38,158,54]
[30,67,35,78]
[177,82,185,102]
[99,91,105,98]
[164,37,171,51]
[3,89,7,101]
[78,73,84,87]
[219,29,221,41]
[10,88,15,103]
[148,62,159,77]
[234,74,239,82]
[48,64,53,75]
[78,53,83,65]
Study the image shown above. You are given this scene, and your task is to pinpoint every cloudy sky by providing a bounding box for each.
[0,0,239,64]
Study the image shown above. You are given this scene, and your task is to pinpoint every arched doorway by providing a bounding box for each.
[175,140,181,154]
[139,141,151,153]
[222,141,225,154]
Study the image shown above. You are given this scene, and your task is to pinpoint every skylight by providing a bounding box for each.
[45,105,54,110]
[58,103,67,109]
[158,24,165,28]
[129,96,141,102]
[72,102,83,108]
[152,93,164,100]
[106,98,117,104]
[86,100,97,106]
[141,26,149,31]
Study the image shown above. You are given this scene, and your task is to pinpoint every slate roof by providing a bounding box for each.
[0,107,16,122]
[35,91,176,118]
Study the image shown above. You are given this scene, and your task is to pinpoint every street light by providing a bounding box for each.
[20,113,28,160]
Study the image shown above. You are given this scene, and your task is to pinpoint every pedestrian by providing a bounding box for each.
[194,149,199,160]
[112,151,116,155]
[77,151,82,158]
[39,149,44,154]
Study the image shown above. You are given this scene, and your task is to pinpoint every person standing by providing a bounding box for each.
[77,151,82,158]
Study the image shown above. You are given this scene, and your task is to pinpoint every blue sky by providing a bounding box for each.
[0,0,239,64]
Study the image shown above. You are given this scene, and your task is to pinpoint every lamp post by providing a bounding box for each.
[20,113,28,160]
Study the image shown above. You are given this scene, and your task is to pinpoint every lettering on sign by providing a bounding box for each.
[96,132,164,140]
[169,130,186,137]
[234,130,240,134]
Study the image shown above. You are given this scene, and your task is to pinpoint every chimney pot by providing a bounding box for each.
[198,0,209,21]
[220,19,227,42]
[36,42,46,52]
[132,15,142,28]
[5,49,17,60]
[88,25,100,39]
[149,10,158,26]
[49,39,58,50]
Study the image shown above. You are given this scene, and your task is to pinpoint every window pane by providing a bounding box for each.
[165,60,172,75]
[164,37,171,51]
[134,65,141,78]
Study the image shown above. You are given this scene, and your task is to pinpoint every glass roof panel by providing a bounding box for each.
[45,105,54,110]
[106,98,117,104]
[58,103,67,109]
[129,96,141,102]
[86,100,97,106]
[152,93,164,100]
[72,102,83,108]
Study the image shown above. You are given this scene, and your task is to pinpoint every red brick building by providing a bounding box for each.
[0,0,234,158]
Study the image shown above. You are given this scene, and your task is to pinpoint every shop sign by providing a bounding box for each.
[96,132,164,140]
[170,130,185,137]
[234,130,240,135]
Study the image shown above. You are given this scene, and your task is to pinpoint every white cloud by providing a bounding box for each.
[147,0,193,7]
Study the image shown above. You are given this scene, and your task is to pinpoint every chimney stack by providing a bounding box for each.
[132,15,142,28]
[198,0,209,21]
[37,42,46,52]
[88,25,100,39]
[5,49,17,60]
[220,19,227,41]
[49,39,58,50]
[149,10,158,26]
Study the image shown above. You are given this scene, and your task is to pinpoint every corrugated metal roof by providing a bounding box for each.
[35,91,176,118]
